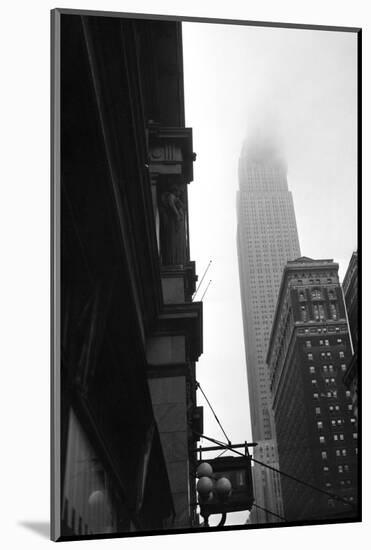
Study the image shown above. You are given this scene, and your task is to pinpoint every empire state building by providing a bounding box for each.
[237,134,301,523]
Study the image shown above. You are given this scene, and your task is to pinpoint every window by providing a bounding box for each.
[301,305,308,322]
[319,436,325,444]
[325,482,332,488]
[325,339,329,346]
[334,434,338,441]
[336,450,341,457]
[321,451,327,459]
[345,390,351,398]
[339,434,344,441]
[311,379,317,386]
[329,406,334,412]
[313,304,320,320]
[309,366,315,374]
[342,449,347,456]
[331,420,336,426]
[337,338,342,344]
[317,421,323,429]
[348,404,353,410]
[323,365,328,372]
[323,466,329,472]
[330,303,337,320]
[313,393,319,399]
[236,471,246,486]
[325,378,330,385]
[308,353,313,360]
[329,365,334,372]
[341,364,347,371]
[312,289,322,299]
[319,339,324,346]
[319,304,326,320]
[353,433,358,439]
[339,351,345,358]
[338,465,343,473]
[305,340,312,348]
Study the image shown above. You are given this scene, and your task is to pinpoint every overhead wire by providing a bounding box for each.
[252,503,287,522]
[194,432,357,512]
[196,381,232,445]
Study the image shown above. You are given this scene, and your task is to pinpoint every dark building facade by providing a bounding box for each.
[55,12,202,539]
[266,257,358,522]
[343,251,358,423]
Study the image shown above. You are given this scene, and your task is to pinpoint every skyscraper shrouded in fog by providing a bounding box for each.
[236,134,301,523]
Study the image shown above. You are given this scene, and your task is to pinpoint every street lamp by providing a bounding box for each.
[196,462,232,527]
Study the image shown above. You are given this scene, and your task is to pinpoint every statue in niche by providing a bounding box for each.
[159,184,187,266]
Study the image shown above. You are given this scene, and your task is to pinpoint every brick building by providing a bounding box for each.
[266,257,358,522]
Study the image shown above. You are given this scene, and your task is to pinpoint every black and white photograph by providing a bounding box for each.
[51,7,360,542]
[3,1,368,548]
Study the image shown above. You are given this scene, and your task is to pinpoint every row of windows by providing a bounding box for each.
[312,378,336,385]
[309,364,347,374]
[296,278,334,284]
[305,338,343,347]
[307,351,345,360]
[299,326,343,334]
[316,415,357,429]
[299,289,337,301]
[301,303,338,321]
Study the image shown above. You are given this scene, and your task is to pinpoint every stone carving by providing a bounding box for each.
[159,185,186,266]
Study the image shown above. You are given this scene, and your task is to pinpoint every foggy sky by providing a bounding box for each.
[182,22,357,526]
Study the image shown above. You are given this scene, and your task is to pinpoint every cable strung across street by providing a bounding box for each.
[194,431,357,513]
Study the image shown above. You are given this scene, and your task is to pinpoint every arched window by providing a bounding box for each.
[301,305,308,322]
[330,303,337,320]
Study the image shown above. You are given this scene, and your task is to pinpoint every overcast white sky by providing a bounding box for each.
[182,22,357,525]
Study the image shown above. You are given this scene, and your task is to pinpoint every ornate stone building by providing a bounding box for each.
[54,11,203,540]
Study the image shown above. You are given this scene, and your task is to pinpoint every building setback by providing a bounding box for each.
[236,135,301,523]
[343,251,358,424]
[266,257,358,522]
